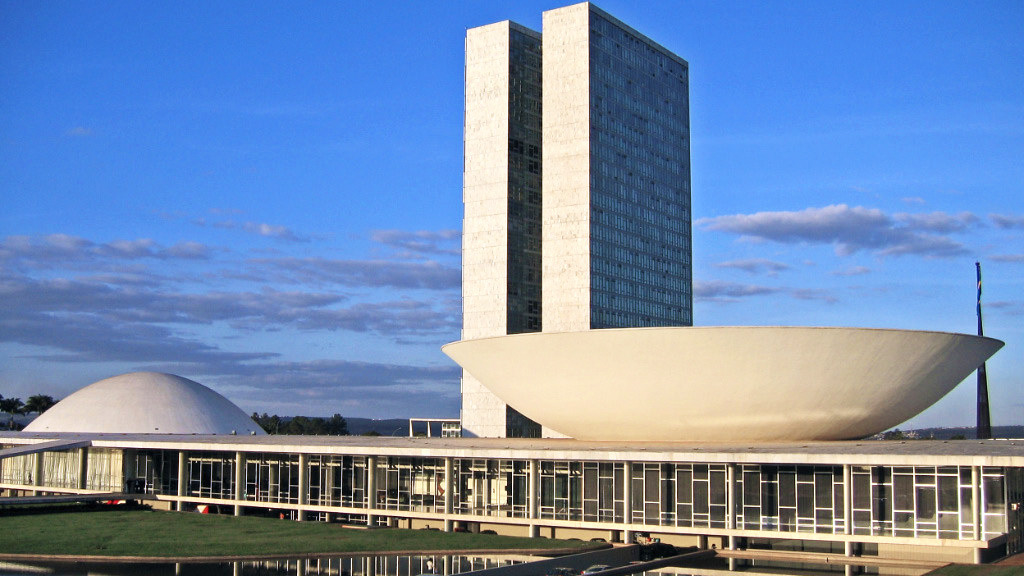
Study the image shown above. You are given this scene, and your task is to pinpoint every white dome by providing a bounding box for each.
[24,372,266,435]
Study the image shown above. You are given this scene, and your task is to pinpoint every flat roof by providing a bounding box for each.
[3,432,1022,467]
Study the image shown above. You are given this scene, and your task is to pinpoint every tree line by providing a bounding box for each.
[1,394,59,430]
[0,394,58,415]
[250,413,349,436]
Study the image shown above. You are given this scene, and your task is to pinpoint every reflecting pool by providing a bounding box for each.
[0,553,530,576]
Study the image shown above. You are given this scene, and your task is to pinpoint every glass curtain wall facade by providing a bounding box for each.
[3,446,1020,561]
[307,454,367,509]
[585,7,692,329]
[506,27,544,337]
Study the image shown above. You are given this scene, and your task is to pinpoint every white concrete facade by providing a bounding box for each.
[541,3,593,333]
[462,21,515,439]
[543,3,692,332]
[461,21,545,438]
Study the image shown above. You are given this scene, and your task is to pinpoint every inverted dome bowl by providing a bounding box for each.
[443,327,1003,442]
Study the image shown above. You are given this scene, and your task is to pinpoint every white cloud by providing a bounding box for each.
[714,258,790,275]
[0,234,214,268]
[202,219,309,242]
[991,254,1024,263]
[991,214,1024,229]
[832,266,871,276]
[698,204,974,258]
[371,229,460,257]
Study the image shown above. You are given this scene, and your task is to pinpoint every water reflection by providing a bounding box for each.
[0,554,937,576]
[637,556,930,576]
[0,553,529,576]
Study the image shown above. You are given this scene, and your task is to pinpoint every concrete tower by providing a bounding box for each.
[461,3,692,438]
[462,21,545,438]
[542,3,692,333]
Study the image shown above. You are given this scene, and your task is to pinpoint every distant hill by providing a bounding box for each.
[877,425,1024,440]
[345,417,410,436]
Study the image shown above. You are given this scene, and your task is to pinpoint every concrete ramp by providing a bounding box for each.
[0,438,92,460]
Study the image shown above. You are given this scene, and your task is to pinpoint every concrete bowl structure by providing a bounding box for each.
[24,372,265,435]
[443,326,1004,442]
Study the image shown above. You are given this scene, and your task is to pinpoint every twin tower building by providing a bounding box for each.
[461,3,693,438]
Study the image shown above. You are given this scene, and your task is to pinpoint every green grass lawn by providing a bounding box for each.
[0,505,600,558]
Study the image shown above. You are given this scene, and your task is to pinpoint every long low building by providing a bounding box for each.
[2,432,1022,565]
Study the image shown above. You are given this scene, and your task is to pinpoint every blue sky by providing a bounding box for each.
[1,1,1021,429]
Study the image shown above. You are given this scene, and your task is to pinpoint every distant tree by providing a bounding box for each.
[361,430,382,437]
[24,394,57,414]
[0,396,24,415]
[283,416,311,435]
[251,412,348,436]
[882,429,905,441]
[325,414,348,435]
[950,434,967,440]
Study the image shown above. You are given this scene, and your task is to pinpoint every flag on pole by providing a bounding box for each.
[975,261,991,439]
[976,261,983,322]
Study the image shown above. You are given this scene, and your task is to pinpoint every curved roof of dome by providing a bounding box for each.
[24,372,266,435]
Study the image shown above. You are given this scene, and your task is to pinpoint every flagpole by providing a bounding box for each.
[976,261,992,440]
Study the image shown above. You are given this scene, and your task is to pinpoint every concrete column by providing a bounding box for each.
[528,459,539,537]
[176,451,187,512]
[297,453,308,522]
[234,451,245,516]
[726,464,736,549]
[443,457,454,532]
[843,464,853,557]
[623,461,633,544]
[366,456,377,527]
[31,452,44,495]
[77,447,89,490]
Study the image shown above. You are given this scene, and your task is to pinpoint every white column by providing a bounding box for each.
[528,459,539,537]
[234,451,245,516]
[843,464,852,556]
[176,451,187,511]
[443,457,454,532]
[31,452,44,496]
[623,461,633,544]
[727,464,736,550]
[972,466,982,564]
[297,453,308,522]
[77,447,89,491]
[366,456,377,527]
